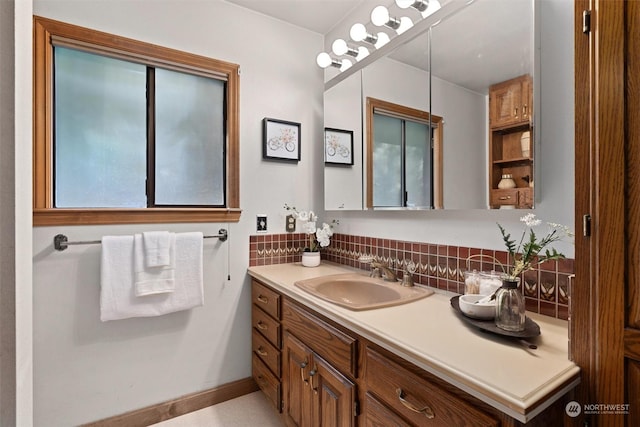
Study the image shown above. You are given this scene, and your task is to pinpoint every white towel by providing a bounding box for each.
[134,233,176,296]
[143,231,172,267]
[100,232,204,321]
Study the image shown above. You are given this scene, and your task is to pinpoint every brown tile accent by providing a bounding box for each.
[248,232,575,320]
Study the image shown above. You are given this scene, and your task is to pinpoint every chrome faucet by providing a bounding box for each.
[370,261,397,282]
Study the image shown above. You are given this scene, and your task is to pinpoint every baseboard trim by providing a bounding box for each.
[83,377,259,427]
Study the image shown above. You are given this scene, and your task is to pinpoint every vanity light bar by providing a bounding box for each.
[317,0,444,72]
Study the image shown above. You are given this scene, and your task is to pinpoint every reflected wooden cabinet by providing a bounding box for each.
[489,75,534,209]
[489,74,532,128]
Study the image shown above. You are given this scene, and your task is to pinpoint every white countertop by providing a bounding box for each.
[248,262,580,423]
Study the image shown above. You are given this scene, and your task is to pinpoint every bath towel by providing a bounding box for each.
[100,232,204,321]
[134,233,176,296]
[142,231,172,267]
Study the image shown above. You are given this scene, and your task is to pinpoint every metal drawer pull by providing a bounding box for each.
[396,388,435,419]
[256,347,268,357]
[299,361,309,385]
[257,295,268,304]
[499,196,511,200]
[309,368,318,394]
[256,321,268,330]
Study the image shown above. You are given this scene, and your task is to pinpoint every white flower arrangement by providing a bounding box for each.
[498,213,573,279]
[284,204,336,252]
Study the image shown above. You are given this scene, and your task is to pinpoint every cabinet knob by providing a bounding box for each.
[396,388,435,419]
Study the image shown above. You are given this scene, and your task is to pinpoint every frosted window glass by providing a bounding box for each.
[154,69,225,206]
[373,114,402,207]
[405,121,432,208]
[54,47,147,208]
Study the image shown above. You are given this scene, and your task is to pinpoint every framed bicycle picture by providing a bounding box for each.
[263,118,301,162]
[324,128,354,165]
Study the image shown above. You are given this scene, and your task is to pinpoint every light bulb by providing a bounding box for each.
[339,59,352,72]
[332,39,348,56]
[395,0,415,8]
[350,23,367,42]
[356,46,369,61]
[375,32,390,48]
[423,0,441,17]
[371,6,390,26]
[396,0,429,11]
[397,17,413,34]
[316,52,332,68]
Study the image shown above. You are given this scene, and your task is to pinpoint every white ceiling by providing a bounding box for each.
[225,0,368,34]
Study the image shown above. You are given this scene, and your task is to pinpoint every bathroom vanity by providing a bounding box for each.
[248,263,580,426]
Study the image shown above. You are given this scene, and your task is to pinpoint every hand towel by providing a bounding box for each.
[142,231,172,267]
[100,232,204,321]
[134,233,176,297]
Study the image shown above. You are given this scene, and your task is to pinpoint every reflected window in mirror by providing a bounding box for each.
[366,98,443,209]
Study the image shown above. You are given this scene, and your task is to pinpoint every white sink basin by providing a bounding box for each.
[294,273,433,310]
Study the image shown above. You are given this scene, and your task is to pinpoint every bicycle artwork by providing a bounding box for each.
[263,117,301,162]
[324,128,354,165]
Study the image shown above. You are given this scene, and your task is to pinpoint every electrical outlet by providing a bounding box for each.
[256,215,267,233]
[286,214,296,232]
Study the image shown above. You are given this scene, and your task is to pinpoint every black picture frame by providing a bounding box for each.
[263,117,301,162]
[324,127,354,165]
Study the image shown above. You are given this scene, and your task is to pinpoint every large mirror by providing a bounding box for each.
[323,0,535,211]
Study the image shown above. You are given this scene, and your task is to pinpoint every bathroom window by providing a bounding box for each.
[33,16,240,225]
[366,98,443,209]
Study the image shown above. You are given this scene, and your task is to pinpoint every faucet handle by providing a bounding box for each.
[405,260,416,274]
[402,261,416,287]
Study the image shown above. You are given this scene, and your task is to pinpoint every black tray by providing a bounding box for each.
[450,295,541,339]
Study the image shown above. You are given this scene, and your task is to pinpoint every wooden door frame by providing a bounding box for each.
[573,0,626,425]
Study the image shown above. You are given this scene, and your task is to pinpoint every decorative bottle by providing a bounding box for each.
[498,174,516,189]
[495,278,526,331]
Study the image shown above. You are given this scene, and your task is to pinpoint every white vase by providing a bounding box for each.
[301,251,321,267]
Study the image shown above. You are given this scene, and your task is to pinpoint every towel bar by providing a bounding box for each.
[53,229,228,251]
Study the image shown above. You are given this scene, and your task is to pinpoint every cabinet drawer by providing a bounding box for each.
[283,299,358,378]
[518,187,533,208]
[252,329,281,378]
[252,354,281,413]
[490,188,519,207]
[364,393,411,427]
[252,304,281,348]
[252,280,280,320]
[365,347,499,427]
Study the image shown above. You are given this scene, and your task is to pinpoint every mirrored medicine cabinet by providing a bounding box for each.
[323,0,537,211]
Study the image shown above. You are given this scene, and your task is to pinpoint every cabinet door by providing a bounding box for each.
[311,353,356,427]
[283,332,313,427]
[521,77,532,123]
[490,83,521,128]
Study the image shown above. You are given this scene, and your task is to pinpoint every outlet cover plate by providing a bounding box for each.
[286,214,296,232]
[256,215,267,233]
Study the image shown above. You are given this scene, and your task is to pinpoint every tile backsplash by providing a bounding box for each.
[249,232,574,320]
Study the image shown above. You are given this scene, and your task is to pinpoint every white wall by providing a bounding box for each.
[31,1,324,425]
[323,0,575,258]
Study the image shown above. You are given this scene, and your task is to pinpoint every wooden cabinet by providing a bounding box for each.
[283,332,356,427]
[251,278,568,426]
[282,299,357,427]
[489,74,532,128]
[251,280,282,412]
[364,346,499,427]
[488,75,534,209]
